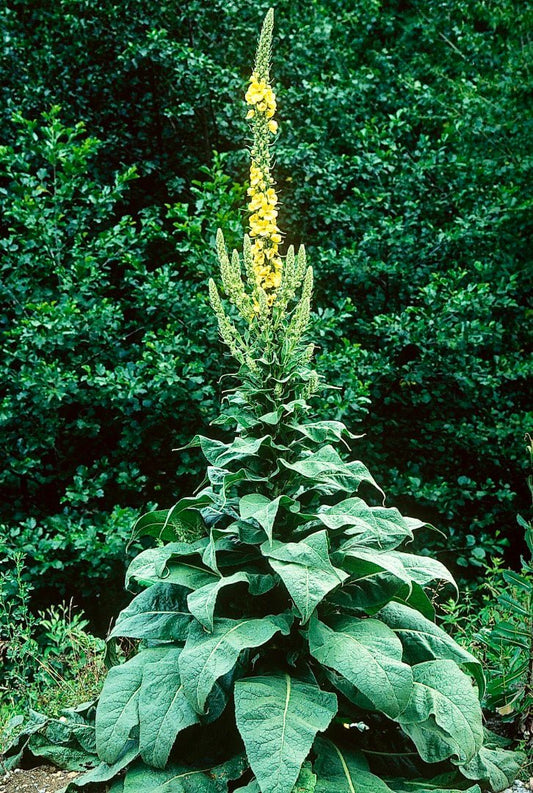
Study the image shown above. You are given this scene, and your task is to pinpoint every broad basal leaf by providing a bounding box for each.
[179,614,293,713]
[123,754,247,792]
[138,647,200,768]
[187,572,275,631]
[110,583,192,641]
[313,737,395,793]
[396,660,483,765]
[234,674,337,793]
[459,746,526,792]
[308,616,413,718]
[69,743,139,788]
[279,445,383,498]
[261,531,348,623]
[378,602,484,695]
[239,493,296,544]
[318,498,413,550]
[96,648,168,764]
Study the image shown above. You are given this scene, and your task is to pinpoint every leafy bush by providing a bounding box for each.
[1,0,530,607]
[0,552,106,744]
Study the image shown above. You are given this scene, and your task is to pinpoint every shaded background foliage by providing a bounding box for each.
[0,0,531,629]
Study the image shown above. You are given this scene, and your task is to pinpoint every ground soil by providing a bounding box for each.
[0,766,84,793]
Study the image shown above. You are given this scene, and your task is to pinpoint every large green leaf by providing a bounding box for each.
[179,614,293,713]
[326,571,406,613]
[396,660,483,764]
[386,781,481,793]
[96,648,169,764]
[125,543,212,589]
[308,616,413,718]
[109,583,192,641]
[334,545,412,588]
[313,737,395,792]
[239,493,296,544]
[279,445,383,497]
[318,498,413,550]
[138,647,200,768]
[234,674,337,793]
[291,420,358,445]
[187,572,275,631]
[190,434,284,467]
[459,746,526,792]
[69,743,139,789]
[131,497,210,543]
[378,602,484,694]
[122,754,247,792]
[261,531,348,623]
[388,552,458,595]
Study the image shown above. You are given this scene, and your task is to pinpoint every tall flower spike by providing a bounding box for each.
[245,8,282,308]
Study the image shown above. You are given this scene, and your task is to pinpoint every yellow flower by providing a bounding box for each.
[268,120,278,134]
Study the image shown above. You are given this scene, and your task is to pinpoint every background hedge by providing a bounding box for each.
[1,0,531,629]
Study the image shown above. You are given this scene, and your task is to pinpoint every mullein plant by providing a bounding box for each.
[75,10,525,793]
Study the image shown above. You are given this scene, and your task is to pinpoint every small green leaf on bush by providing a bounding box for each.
[234,674,337,793]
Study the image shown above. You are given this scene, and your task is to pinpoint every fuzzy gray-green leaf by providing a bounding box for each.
[110,583,192,641]
[396,660,483,764]
[261,531,348,623]
[308,616,413,718]
[378,601,484,694]
[313,737,395,793]
[138,647,200,768]
[234,674,337,793]
[179,614,293,713]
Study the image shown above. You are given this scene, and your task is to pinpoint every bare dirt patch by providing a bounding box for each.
[0,766,82,793]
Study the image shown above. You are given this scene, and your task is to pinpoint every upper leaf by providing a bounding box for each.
[279,445,383,497]
[234,674,337,793]
[317,498,413,551]
[179,614,293,713]
[187,572,276,631]
[261,531,348,623]
[239,493,297,544]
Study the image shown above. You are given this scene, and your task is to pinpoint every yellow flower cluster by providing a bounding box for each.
[245,73,278,134]
[247,162,282,293]
[245,72,282,300]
